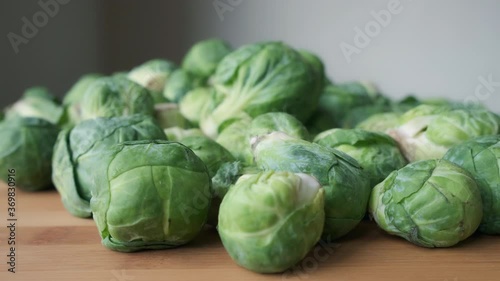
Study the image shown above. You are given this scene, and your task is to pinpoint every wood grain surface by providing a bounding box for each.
[0,185,499,281]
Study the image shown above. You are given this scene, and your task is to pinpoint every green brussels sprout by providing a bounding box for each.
[63,73,104,106]
[443,135,500,234]
[180,136,236,226]
[5,87,63,125]
[216,118,254,165]
[250,112,310,140]
[314,129,407,187]
[218,171,325,273]
[52,115,166,218]
[181,136,235,178]
[153,103,189,129]
[163,127,204,142]
[91,140,211,252]
[163,69,204,103]
[179,88,224,126]
[182,39,232,79]
[389,105,499,162]
[369,159,483,247]
[252,132,371,239]
[201,42,324,138]
[62,74,104,127]
[0,117,59,191]
[80,76,155,121]
[127,59,177,103]
[355,112,401,133]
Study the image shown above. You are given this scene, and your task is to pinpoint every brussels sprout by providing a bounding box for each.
[355,112,401,133]
[216,118,254,165]
[91,140,211,252]
[163,127,204,142]
[201,42,324,138]
[63,74,104,106]
[444,135,500,234]
[80,76,155,121]
[250,112,310,140]
[369,159,483,247]
[5,87,63,125]
[163,69,204,103]
[252,132,371,239]
[181,136,236,226]
[389,105,499,162]
[182,39,232,79]
[218,171,325,273]
[154,103,189,129]
[127,59,177,103]
[314,129,407,187]
[0,117,59,191]
[62,74,104,127]
[179,88,224,126]
[181,136,235,178]
[52,115,166,218]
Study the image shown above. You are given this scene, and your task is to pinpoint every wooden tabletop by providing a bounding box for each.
[0,185,499,281]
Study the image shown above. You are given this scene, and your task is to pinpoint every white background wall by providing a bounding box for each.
[1,0,499,112]
[184,0,500,112]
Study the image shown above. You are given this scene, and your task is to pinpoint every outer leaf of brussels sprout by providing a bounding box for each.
[5,87,64,125]
[63,74,104,106]
[154,103,190,129]
[179,88,224,126]
[216,118,254,165]
[128,59,177,103]
[52,129,92,217]
[80,76,155,120]
[62,74,104,127]
[444,135,500,234]
[163,127,204,142]
[314,128,407,187]
[0,117,59,191]
[249,112,309,140]
[390,105,499,161]
[218,171,325,273]
[182,39,232,79]
[252,132,371,239]
[52,115,167,218]
[181,136,235,178]
[163,69,205,103]
[355,112,401,133]
[369,159,483,247]
[201,42,324,138]
[90,140,211,252]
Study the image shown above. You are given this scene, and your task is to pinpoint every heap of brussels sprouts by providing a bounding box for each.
[1,38,499,274]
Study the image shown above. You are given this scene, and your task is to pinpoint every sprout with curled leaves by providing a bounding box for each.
[0,117,59,191]
[52,115,166,218]
[252,132,371,239]
[127,59,177,103]
[314,128,407,187]
[80,76,155,121]
[218,171,325,273]
[388,104,498,162]
[90,140,212,252]
[369,159,483,247]
[5,87,63,125]
[181,38,232,79]
[200,42,324,138]
[444,135,500,234]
